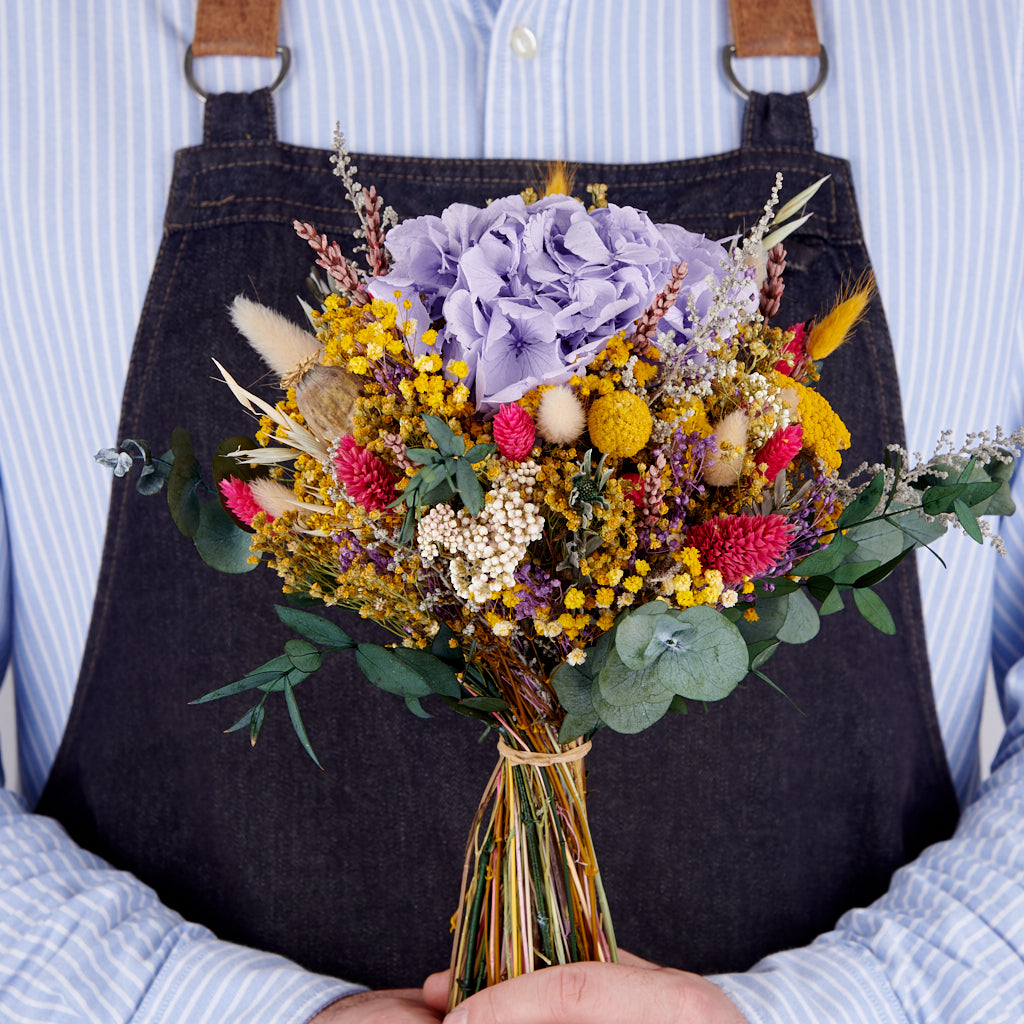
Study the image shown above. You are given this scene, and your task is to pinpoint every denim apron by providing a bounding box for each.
[38,89,960,989]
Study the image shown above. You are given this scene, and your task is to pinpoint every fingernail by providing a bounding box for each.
[445,1009,468,1024]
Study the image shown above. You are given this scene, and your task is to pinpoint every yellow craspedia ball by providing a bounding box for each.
[587,390,653,457]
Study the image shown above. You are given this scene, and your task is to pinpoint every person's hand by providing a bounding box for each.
[422,951,748,1024]
[310,987,444,1023]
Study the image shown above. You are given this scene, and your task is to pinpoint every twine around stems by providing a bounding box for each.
[496,738,592,767]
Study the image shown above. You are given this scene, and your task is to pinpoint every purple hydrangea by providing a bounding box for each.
[371,193,757,411]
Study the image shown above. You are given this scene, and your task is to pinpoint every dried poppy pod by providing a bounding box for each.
[230,295,361,443]
[282,357,361,443]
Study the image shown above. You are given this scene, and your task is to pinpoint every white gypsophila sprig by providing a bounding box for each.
[838,427,1024,553]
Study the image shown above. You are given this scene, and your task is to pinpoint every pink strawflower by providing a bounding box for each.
[774,322,807,376]
[333,435,397,512]
[493,403,536,461]
[757,425,804,483]
[687,514,794,587]
[219,476,269,526]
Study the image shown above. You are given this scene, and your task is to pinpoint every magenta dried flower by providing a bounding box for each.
[219,477,268,526]
[687,514,794,587]
[493,403,536,462]
[332,436,397,512]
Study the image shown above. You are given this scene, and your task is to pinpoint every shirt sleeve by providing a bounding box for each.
[0,788,365,1023]
[711,462,1024,1023]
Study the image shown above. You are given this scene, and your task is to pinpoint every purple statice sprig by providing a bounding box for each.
[659,429,715,539]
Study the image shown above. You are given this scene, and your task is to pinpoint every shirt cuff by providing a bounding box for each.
[709,939,906,1024]
[135,927,365,1024]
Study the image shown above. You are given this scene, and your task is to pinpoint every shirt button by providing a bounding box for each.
[510,25,538,59]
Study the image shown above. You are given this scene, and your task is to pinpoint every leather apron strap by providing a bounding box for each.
[190,0,820,61]
[729,0,820,57]
[192,0,281,58]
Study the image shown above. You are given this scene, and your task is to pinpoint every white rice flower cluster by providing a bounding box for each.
[417,460,545,603]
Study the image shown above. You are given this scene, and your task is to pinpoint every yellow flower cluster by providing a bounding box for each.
[782,374,851,472]
[587,391,653,458]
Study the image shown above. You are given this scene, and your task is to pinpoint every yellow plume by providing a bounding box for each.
[806,274,875,361]
[542,161,576,197]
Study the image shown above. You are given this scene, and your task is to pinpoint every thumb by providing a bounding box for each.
[422,969,451,1012]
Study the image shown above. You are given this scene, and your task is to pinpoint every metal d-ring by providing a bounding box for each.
[184,43,292,101]
[722,43,829,100]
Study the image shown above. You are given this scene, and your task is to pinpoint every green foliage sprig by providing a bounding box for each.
[394,414,496,544]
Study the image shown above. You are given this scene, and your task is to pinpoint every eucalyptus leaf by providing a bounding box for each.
[747,639,779,671]
[389,646,462,698]
[650,606,749,702]
[405,447,442,465]
[465,443,497,463]
[284,678,322,768]
[792,533,854,576]
[818,585,845,615]
[976,458,1016,516]
[136,458,171,496]
[842,518,904,565]
[120,438,152,462]
[852,588,896,635]
[167,428,202,538]
[455,457,485,516]
[776,587,820,644]
[95,447,125,470]
[224,706,258,733]
[459,696,509,712]
[853,549,912,588]
[399,508,417,545]
[422,414,465,458]
[431,623,465,667]
[550,662,600,738]
[559,712,601,743]
[191,654,293,703]
[806,575,836,603]
[275,605,355,650]
[838,471,885,527]
[355,643,433,698]
[736,592,789,644]
[762,576,801,596]
[889,505,947,548]
[285,638,322,673]
[248,702,266,745]
[831,559,882,585]
[592,685,673,735]
[440,695,497,723]
[193,500,260,574]
[921,480,1000,516]
[596,648,672,707]
[405,695,432,719]
[613,609,664,670]
[419,474,458,508]
[953,498,984,543]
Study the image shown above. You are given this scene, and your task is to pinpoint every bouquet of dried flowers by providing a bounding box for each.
[99,143,1020,1008]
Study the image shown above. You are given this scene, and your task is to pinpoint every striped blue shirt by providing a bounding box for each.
[1,1,1022,1020]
